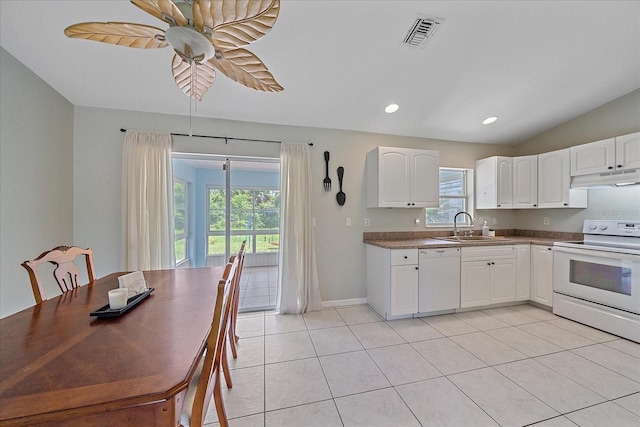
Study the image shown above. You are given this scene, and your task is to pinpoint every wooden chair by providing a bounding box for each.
[21,246,96,304]
[228,241,246,359]
[180,256,239,427]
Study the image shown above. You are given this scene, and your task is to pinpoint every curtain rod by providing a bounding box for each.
[119,128,313,146]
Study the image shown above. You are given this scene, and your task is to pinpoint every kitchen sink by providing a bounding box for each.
[438,236,497,242]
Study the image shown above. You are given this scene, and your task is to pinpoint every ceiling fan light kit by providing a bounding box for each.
[64,0,283,100]
[164,26,215,63]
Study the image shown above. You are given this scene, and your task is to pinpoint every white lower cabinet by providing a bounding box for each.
[531,244,554,307]
[460,246,516,308]
[516,244,531,301]
[390,264,419,316]
[366,245,418,319]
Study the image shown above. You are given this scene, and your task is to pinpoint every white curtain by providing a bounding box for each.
[121,130,175,271]
[277,142,322,314]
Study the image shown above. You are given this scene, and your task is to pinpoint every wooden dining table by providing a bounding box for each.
[0,267,223,426]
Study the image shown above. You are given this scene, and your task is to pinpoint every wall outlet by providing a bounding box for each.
[543,217,550,225]
[346,217,352,227]
[364,218,370,227]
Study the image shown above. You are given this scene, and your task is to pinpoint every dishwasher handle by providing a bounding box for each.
[420,248,460,257]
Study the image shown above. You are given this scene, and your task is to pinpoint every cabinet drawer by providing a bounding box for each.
[461,245,515,261]
[391,249,418,265]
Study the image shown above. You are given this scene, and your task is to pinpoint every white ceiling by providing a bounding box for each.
[1,1,639,145]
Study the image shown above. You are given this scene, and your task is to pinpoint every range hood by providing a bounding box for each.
[571,168,640,188]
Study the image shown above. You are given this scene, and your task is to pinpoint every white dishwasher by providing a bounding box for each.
[418,247,461,313]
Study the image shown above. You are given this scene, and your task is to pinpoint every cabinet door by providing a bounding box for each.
[411,150,439,207]
[531,245,553,307]
[475,156,512,209]
[490,259,517,304]
[570,138,615,176]
[615,132,640,171]
[460,261,491,308]
[538,149,570,208]
[378,148,411,207]
[516,245,531,301]
[513,155,538,208]
[390,265,418,316]
[496,157,513,208]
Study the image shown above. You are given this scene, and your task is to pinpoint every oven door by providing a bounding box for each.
[554,246,640,314]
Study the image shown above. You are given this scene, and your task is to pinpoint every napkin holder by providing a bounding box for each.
[118,271,148,297]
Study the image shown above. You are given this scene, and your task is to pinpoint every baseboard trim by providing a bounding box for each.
[322,298,368,308]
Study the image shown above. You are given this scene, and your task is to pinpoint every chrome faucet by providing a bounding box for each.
[453,211,475,236]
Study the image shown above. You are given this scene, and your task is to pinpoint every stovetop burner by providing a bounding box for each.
[555,220,640,256]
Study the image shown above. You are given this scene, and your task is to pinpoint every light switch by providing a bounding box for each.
[364,218,370,227]
[346,217,352,227]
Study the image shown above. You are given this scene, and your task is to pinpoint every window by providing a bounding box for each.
[174,179,189,265]
[207,187,280,255]
[426,168,474,226]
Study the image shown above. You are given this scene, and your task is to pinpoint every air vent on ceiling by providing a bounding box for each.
[403,16,443,48]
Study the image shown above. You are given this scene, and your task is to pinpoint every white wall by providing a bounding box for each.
[0,48,74,318]
[73,107,516,304]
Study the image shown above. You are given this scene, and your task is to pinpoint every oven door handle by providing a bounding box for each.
[554,245,639,262]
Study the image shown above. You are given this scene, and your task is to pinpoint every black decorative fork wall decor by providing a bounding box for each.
[323,151,331,191]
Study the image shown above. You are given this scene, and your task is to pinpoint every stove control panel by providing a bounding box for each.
[583,220,640,237]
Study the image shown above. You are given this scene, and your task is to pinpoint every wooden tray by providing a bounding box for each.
[90,288,155,318]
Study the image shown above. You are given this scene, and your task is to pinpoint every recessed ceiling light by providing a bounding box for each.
[385,104,399,114]
[482,116,498,125]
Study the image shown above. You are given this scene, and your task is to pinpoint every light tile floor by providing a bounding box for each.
[206,304,640,427]
[239,266,279,311]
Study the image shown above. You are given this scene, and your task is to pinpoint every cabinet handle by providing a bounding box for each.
[547,247,552,251]
[415,266,419,270]
[407,203,411,206]
[608,166,613,170]
[498,204,501,207]
[563,203,568,206]
[411,203,415,206]
[487,262,491,266]
[617,165,623,168]
[533,204,537,207]
[491,262,495,265]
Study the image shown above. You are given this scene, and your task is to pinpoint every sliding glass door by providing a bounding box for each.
[173,154,280,311]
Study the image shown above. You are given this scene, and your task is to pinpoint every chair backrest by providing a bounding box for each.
[189,256,239,426]
[21,246,96,304]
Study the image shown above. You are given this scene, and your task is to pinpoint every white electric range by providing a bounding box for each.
[553,220,640,342]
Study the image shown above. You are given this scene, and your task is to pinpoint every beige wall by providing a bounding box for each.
[2,48,639,316]
[512,88,640,232]
[514,89,640,155]
[0,47,74,318]
[72,107,517,305]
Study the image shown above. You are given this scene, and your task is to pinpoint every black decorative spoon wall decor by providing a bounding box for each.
[336,166,346,206]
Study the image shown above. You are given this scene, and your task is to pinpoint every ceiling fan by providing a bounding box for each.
[64,0,283,101]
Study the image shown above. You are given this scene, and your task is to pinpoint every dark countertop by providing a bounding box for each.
[363,236,572,250]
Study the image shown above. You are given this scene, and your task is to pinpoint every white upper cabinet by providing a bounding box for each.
[475,156,513,209]
[570,137,616,176]
[616,132,640,171]
[367,147,439,208]
[538,148,587,208]
[570,132,640,176]
[513,155,538,208]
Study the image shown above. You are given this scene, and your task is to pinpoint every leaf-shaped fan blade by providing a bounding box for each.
[171,54,216,101]
[209,48,283,92]
[64,22,168,48]
[131,0,187,27]
[193,0,280,49]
